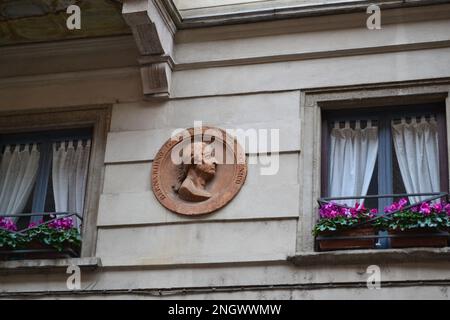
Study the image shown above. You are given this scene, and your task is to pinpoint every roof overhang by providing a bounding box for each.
[165,0,450,28]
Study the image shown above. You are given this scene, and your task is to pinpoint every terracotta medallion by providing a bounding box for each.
[151,127,247,216]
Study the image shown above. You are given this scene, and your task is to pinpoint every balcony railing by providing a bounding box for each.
[316,192,450,250]
[0,212,82,259]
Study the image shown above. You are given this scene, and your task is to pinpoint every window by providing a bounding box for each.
[321,103,448,248]
[322,103,448,203]
[0,128,93,258]
[0,105,110,260]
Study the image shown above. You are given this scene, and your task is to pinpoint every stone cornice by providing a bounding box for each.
[0,35,137,59]
[288,248,450,266]
[0,257,102,275]
[167,0,450,28]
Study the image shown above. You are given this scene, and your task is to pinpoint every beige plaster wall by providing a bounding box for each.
[1,9,450,298]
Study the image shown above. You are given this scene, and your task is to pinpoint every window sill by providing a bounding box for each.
[287,247,450,266]
[0,257,101,274]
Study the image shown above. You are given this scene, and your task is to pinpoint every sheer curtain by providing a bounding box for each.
[0,144,40,221]
[52,140,91,230]
[392,116,440,204]
[328,120,379,206]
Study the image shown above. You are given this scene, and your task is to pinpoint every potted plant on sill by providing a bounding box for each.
[313,202,379,251]
[379,198,450,248]
[0,217,21,251]
[0,216,81,260]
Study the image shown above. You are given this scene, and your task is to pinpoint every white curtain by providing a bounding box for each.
[328,120,379,206]
[52,140,91,230]
[0,144,40,221]
[392,117,440,204]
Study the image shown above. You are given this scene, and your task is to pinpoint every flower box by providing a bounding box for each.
[22,239,79,259]
[313,202,378,251]
[314,197,450,251]
[389,229,448,248]
[1,240,80,260]
[0,216,81,260]
[317,227,377,251]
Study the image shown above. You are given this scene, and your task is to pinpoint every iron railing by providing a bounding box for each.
[0,212,82,259]
[316,192,450,247]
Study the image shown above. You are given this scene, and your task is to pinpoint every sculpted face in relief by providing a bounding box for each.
[151,127,247,216]
[174,142,217,202]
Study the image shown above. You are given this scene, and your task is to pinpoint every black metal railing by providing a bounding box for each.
[0,212,82,258]
[316,192,450,246]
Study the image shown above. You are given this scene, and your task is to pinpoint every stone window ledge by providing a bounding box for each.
[288,248,450,266]
[0,257,101,274]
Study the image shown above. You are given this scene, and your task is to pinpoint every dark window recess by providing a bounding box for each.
[392,142,407,195]
[322,103,448,246]
[0,128,93,225]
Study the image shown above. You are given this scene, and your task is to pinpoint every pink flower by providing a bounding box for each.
[343,208,352,218]
[384,198,408,213]
[445,203,450,216]
[384,203,398,213]
[356,202,366,212]
[27,219,44,229]
[0,217,17,231]
[48,217,74,230]
[368,208,377,218]
[398,198,408,207]
[433,202,444,213]
[419,202,431,216]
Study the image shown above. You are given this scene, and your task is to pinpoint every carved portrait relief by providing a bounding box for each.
[151,127,247,216]
[173,142,217,202]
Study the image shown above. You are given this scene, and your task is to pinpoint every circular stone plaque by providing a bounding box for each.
[151,127,247,216]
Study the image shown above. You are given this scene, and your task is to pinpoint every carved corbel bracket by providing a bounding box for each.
[122,0,176,99]
[139,55,173,99]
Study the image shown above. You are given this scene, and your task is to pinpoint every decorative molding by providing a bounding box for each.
[174,40,450,71]
[140,61,171,98]
[0,67,140,89]
[168,0,450,28]
[0,35,137,58]
[122,0,176,99]
[174,2,450,43]
[123,10,164,55]
[0,257,102,275]
[288,247,450,266]
[2,278,450,298]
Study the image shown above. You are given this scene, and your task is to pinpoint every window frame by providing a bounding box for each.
[0,105,111,258]
[321,103,449,203]
[0,128,93,223]
[320,103,449,249]
[296,83,450,254]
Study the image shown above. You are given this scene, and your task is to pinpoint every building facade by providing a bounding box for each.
[1,0,450,299]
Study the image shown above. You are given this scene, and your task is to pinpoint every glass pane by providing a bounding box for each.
[16,184,35,229]
[392,140,406,195]
[365,159,378,210]
[44,169,55,213]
